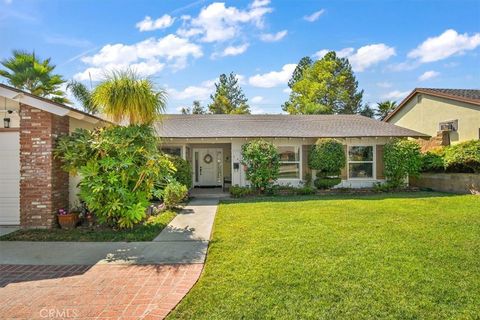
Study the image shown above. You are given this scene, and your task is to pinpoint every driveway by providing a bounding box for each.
[0,198,219,319]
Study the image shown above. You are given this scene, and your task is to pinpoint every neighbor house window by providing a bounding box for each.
[161,146,182,157]
[348,146,374,179]
[278,146,300,179]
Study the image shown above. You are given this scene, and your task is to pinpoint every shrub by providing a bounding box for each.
[229,185,256,198]
[421,149,445,173]
[55,125,174,229]
[384,139,422,188]
[165,155,193,189]
[314,177,341,189]
[308,139,346,175]
[444,140,480,173]
[241,139,280,191]
[160,181,188,209]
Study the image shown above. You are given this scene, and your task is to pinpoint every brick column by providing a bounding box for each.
[19,104,69,228]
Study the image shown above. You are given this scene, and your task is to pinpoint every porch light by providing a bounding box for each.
[3,117,10,128]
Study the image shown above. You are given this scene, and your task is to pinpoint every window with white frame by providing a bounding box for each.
[160,146,182,157]
[348,146,374,179]
[278,146,300,179]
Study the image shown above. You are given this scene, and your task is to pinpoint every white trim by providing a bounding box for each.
[277,145,302,180]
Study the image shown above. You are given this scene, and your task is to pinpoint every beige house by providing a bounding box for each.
[384,88,480,144]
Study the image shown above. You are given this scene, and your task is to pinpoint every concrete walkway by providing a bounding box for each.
[0,198,219,266]
[0,226,19,237]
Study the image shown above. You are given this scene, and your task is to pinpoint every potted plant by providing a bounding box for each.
[57,208,78,229]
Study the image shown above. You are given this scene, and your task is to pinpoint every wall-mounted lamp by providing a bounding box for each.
[4,117,11,128]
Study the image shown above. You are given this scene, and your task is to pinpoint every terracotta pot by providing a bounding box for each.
[58,213,78,229]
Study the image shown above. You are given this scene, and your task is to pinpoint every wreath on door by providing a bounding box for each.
[203,154,213,164]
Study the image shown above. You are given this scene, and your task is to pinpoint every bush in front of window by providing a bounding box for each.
[309,139,345,189]
[384,139,422,188]
[241,139,280,191]
[164,155,193,189]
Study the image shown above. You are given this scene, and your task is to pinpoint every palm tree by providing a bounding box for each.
[0,50,69,103]
[376,100,398,120]
[91,69,166,125]
[66,80,98,114]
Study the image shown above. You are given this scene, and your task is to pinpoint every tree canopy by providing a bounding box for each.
[376,100,398,120]
[0,50,68,103]
[282,52,364,115]
[208,73,250,114]
[181,100,207,114]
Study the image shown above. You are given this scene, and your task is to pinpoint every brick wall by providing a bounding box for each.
[19,104,69,228]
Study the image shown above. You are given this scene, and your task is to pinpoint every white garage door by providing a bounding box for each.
[0,131,20,225]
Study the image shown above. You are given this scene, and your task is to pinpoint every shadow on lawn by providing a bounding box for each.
[220,191,460,205]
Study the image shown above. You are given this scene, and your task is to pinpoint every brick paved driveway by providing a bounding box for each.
[0,264,203,319]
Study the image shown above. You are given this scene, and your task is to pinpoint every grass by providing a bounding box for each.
[0,210,176,242]
[169,192,480,319]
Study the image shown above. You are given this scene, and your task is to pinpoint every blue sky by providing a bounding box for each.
[1,0,479,114]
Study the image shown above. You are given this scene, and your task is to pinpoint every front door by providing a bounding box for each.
[193,148,223,186]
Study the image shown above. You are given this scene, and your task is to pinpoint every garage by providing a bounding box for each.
[0,131,20,225]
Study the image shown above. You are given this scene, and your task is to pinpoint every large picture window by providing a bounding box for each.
[278,146,300,179]
[348,146,374,179]
[161,146,182,157]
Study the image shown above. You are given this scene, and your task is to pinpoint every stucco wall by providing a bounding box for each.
[410,173,480,194]
[388,94,480,143]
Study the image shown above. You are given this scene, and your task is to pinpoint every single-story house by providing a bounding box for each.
[0,84,105,228]
[384,88,480,144]
[156,114,427,190]
[0,83,427,229]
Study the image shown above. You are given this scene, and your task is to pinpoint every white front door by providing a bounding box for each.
[193,148,223,186]
[0,131,20,225]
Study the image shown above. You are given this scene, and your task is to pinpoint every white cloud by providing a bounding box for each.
[388,61,419,72]
[136,15,175,31]
[251,96,264,103]
[167,79,216,101]
[408,29,480,63]
[249,64,297,88]
[418,70,440,81]
[178,1,272,43]
[250,106,266,114]
[74,34,202,80]
[260,30,287,42]
[216,43,249,58]
[376,82,392,88]
[383,90,410,100]
[304,9,325,22]
[314,44,395,72]
[283,87,292,94]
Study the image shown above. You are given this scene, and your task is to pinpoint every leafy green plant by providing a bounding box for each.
[421,149,445,173]
[55,125,174,229]
[241,139,280,191]
[159,181,188,209]
[444,140,480,173]
[164,155,193,189]
[229,185,256,198]
[384,139,422,188]
[309,139,345,189]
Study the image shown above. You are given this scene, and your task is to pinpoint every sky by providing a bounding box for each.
[0,0,479,114]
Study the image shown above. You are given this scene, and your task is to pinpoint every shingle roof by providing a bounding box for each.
[155,114,428,138]
[384,87,480,122]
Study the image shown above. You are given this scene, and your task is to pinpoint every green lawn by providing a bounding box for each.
[0,210,176,242]
[169,192,480,319]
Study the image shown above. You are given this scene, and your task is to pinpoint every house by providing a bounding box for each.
[156,114,427,190]
[384,88,480,144]
[0,83,427,229]
[0,84,106,227]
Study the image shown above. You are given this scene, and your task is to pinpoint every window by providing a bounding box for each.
[278,146,300,179]
[161,146,182,157]
[348,146,374,179]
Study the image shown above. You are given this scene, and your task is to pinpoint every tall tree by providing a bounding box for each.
[288,56,313,89]
[181,100,207,114]
[66,80,98,114]
[92,69,166,125]
[375,100,397,120]
[359,104,375,118]
[282,52,363,115]
[208,73,250,114]
[0,50,68,103]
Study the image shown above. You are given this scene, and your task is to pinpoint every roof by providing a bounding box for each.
[0,83,107,124]
[384,87,480,122]
[155,114,428,138]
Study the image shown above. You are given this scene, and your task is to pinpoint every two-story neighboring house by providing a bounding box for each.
[384,88,480,145]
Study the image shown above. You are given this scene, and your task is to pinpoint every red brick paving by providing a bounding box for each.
[0,264,203,319]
